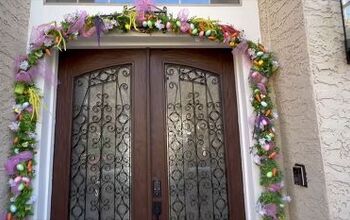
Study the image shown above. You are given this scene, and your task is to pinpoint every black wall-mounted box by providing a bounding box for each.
[293,164,308,187]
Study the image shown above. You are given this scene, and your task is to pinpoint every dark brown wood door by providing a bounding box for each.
[51,49,244,220]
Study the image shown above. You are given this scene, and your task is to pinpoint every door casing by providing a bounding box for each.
[51,49,245,220]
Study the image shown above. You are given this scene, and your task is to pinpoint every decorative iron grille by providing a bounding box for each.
[165,64,229,220]
[69,65,132,220]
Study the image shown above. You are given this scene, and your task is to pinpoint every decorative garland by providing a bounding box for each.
[3,3,290,220]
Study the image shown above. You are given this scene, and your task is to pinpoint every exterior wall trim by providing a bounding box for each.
[32,35,260,220]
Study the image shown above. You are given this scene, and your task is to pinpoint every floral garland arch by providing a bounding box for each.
[3,4,290,220]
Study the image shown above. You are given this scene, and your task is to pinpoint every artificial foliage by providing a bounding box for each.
[3,4,289,220]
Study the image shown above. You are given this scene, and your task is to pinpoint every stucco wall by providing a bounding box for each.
[259,0,350,219]
[0,0,31,211]
[304,0,350,219]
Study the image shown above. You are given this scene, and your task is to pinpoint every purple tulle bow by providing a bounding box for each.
[135,0,154,21]
[232,40,249,55]
[30,23,56,50]
[5,151,33,175]
[16,59,54,84]
[177,9,189,22]
[177,9,191,33]
[263,204,278,220]
[0,212,6,220]
[257,82,267,94]
[94,16,105,46]
[67,11,88,35]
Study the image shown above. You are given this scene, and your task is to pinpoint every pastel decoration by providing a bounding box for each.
[5,151,33,175]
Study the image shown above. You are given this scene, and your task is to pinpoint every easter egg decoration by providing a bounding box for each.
[166,22,172,30]
[18,183,25,191]
[262,144,270,151]
[256,51,264,57]
[176,20,181,27]
[9,204,17,213]
[205,29,212,36]
[190,23,195,30]
[16,164,24,171]
[147,20,153,28]
[266,171,273,178]
[142,21,148,27]
[192,28,198,35]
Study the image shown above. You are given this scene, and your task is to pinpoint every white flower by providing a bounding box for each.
[27,132,36,139]
[258,138,266,145]
[155,20,165,30]
[272,111,279,119]
[26,195,37,205]
[64,13,76,23]
[13,104,23,114]
[110,19,118,27]
[248,48,256,59]
[253,155,261,165]
[9,121,20,131]
[19,60,29,71]
[103,19,114,30]
[282,195,291,203]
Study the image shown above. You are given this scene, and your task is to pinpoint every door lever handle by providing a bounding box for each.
[153,201,162,220]
[152,179,161,198]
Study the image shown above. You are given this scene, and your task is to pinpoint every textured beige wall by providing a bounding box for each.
[259,0,350,219]
[0,0,31,211]
[303,0,350,219]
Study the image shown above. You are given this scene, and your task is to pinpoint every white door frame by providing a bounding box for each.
[32,33,261,220]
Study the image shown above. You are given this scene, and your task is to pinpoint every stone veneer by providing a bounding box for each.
[259,0,350,219]
[0,0,31,211]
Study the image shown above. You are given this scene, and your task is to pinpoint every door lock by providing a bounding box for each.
[152,179,161,198]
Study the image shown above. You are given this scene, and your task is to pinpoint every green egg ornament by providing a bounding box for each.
[205,30,212,36]
[14,83,25,95]
[10,204,17,213]
[176,20,181,27]
[266,171,273,178]
[190,23,195,30]
[18,183,25,191]
[280,204,285,208]
[147,20,153,28]
[16,163,24,171]
[125,24,130,30]
[261,101,268,107]
[192,29,198,35]
[14,148,19,154]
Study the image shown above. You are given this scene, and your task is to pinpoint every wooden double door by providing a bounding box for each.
[51,49,245,220]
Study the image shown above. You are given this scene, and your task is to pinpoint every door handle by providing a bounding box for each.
[152,179,162,219]
[152,201,162,220]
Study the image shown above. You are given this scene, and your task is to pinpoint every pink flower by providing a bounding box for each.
[267,183,283,192]
[263,204,278,220]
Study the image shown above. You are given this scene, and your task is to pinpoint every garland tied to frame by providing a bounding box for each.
[3,3,290,220]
